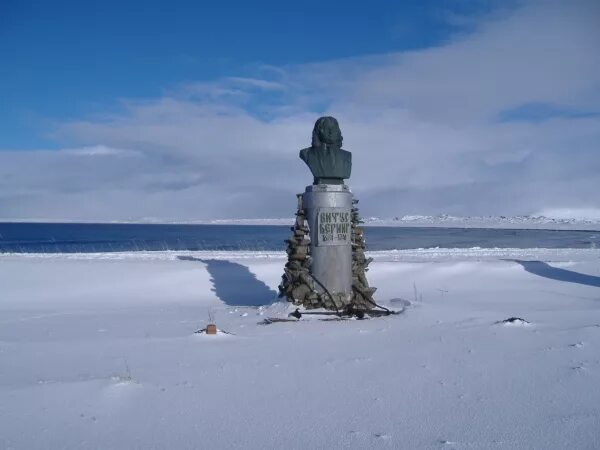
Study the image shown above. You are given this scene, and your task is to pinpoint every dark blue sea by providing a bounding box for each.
[0,222,598,253]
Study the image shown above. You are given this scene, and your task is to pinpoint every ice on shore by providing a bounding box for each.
[1,249,599,449]
[5,213,600,231]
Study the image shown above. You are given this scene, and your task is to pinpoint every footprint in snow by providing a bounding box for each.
[390,298,411,308]
[347,430,392,441]
[373,433,392,440]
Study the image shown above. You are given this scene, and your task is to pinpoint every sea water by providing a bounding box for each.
[1,223,598,254]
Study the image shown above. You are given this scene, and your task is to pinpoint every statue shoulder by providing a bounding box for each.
[341,149,352,162]
[299,147,314,162]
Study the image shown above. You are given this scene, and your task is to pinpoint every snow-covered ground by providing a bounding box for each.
[200,215,600,230]
[1,249,600,449]
[363,215,600,230]
[140,215,600,230]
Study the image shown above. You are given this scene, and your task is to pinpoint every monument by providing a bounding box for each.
[279,117,387,317]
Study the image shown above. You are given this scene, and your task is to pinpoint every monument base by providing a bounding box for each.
[303,184,353,308]
[278,188,377,312]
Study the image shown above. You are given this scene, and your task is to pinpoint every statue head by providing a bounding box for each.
[300,115,351,184]
[311,116,343,149]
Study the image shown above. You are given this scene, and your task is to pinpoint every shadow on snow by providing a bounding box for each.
[177,256,278,306]
[509,259,600,288]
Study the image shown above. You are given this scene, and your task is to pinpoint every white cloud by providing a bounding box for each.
[1,0,599,221]
[61,145,139,156]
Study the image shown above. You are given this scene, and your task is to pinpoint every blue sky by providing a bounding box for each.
[1,0,599,221]
[1,0,482,149]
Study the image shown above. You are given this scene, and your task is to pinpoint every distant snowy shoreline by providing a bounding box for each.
[3,247,599,263]
[2,215,600,231]
[362,215,600,231]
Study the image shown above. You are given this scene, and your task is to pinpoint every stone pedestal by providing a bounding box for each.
[302,184,353,308]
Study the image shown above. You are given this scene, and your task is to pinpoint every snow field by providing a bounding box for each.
[1,250,599,449]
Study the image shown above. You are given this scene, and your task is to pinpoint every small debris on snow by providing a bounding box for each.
[496,317,531,326]
[194,326,234,336]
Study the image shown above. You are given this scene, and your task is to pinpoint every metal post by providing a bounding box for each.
[303,184,353,308]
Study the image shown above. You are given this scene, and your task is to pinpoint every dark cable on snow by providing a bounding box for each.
[309,272,394,317]
[307,272,342,317]
[352,284,392,315]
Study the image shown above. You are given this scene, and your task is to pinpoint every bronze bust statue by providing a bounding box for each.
[299,116,352,185]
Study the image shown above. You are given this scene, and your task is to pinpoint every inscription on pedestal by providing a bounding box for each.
[317,207,351,246]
